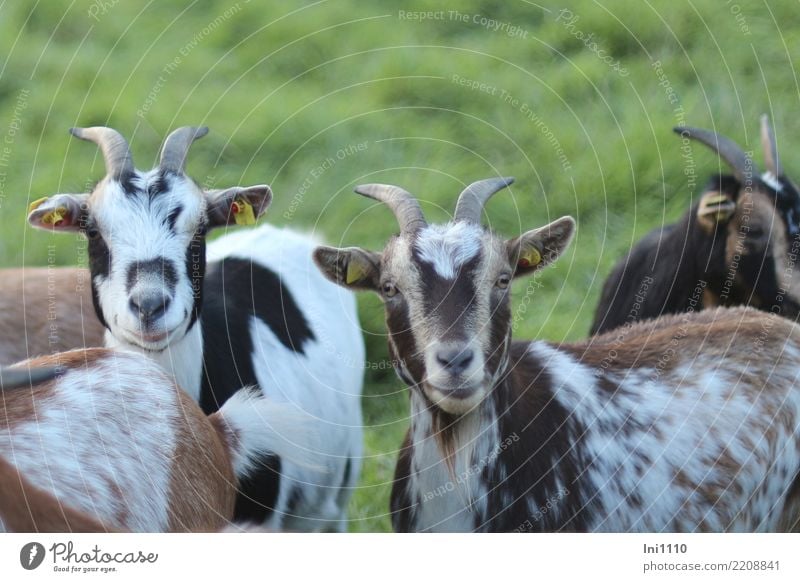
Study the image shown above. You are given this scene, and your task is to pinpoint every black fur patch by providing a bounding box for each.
[386,300,424,385]
[774,177,800,238]
[413,250,481,343]
[203,258,315,356]
[147,170,171,199]
[117,171,138,196]
[233,455,282,524]
[390,430,417,532]
[481,343,598,532]
[200,258,315,523]
[125,258,178,294]
[590,185,729,335]
[166,205,183,232]
[185,232,206,329]
[87,232,111,329]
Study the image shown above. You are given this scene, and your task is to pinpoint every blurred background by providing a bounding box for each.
[0,0,797,530]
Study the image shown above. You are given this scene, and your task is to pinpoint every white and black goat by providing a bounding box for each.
[0,350,310,532]
[27,126,364,531]
[591,115,800,335]
[315,178,800,532]
[0,267,105,362]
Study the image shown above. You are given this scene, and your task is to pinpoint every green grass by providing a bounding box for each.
[0,0,797,531]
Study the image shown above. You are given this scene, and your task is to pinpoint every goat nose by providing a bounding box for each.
[129,292,171,322]
[436,347,475,374]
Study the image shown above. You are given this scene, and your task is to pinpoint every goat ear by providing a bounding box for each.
[205,185,272,229]
[313,246,382,291]
[507,216,575,278]
[27,194,89,232]
[696,190,736,233]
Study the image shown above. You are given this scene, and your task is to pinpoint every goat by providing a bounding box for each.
[314,177,800,532]
[0,267,105,362]
[27,126,364,531]
[0,364,115,532]
[591,115,800,335]
[0,349,310,532]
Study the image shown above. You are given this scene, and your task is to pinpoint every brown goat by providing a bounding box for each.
[0,267,104,362]
[0,349,308,532]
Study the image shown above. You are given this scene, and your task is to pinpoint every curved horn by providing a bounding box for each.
[454,177,515,223]
[673,126,755,184]
[0,366,64,390]
[69,127,134,178]
[159,126,209,174]
[760,114,781,177]
[354,184,427,233]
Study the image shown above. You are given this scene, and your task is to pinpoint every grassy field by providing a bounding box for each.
[0,0,797,531]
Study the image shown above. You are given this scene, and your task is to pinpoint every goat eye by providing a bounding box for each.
[496,274,511,289]
[382,282,398,297]
[85,227,100,240]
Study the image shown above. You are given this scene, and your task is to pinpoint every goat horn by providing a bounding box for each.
[159,126,209,174]
[454,177,515,223]
[673,126,755,184]
[760,114,781,178]
[0,366,64,390]
[69,127,134,178]
[354,184,427,233]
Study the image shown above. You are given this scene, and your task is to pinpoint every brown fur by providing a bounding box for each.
[1,348,109,431]
[0,456,120,532]
[165,390,237,532]
[0,268,105,363]
[0,372,57,431]
[569,307,794,374]
[1,348,243,532]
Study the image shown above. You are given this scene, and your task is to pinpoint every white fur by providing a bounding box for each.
[761,171,783,191]
[0,351,178,531]
[216,386,322,478]
[89,184,364,531]
[106,323,204,403]
[206,224,365,531]
[93,175,205,352]
[405,392,497,532]
[414,222,483,279]
[529,340,800,532]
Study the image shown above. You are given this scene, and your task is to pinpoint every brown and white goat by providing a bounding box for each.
[0,366,113,532]
[591,115,800,335]
[0,267,104,362]
[315,178,800,532]
[0,349,310,532]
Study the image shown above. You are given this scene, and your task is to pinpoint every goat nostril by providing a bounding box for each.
[130,294,171,321]
[436,348,475,373]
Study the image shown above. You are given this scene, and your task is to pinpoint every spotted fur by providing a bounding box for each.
[316,182,800,532]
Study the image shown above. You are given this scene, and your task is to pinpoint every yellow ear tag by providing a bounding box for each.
[28,197,49,213]
[518,247,541,269]
[232,198,257,226]
[704,194,730,206]
[42,207,67,227]
[345,260,367,285]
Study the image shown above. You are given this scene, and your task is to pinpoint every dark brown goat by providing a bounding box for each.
[591,116,800,335]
